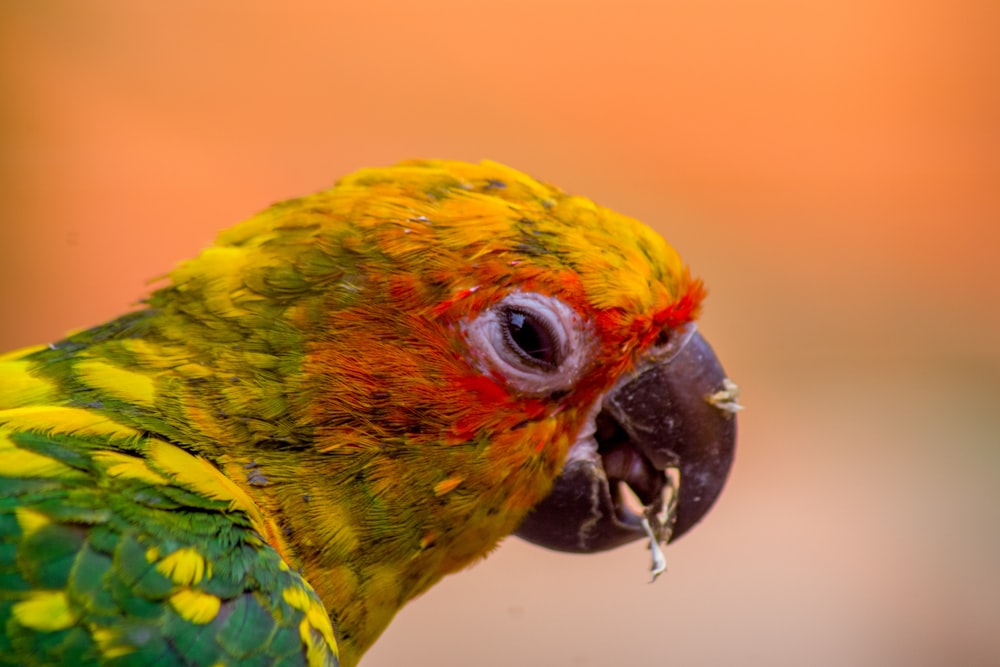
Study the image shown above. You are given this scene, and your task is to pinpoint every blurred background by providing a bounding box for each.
[1,1,998,665]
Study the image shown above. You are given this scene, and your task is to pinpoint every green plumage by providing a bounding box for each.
[0,159,729,667]
[0,427,337,666]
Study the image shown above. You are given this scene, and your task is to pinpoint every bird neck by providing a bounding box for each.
[11,309,574,667]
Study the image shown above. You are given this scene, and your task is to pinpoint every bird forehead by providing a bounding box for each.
[346,162,687,301]
[207,159,696,328]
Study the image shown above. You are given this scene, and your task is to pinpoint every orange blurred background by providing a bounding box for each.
[2,1,998,665]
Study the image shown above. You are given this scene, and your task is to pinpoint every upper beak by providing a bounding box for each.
[514,327,738,557]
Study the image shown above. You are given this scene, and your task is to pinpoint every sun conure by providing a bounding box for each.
[0,159,739,666]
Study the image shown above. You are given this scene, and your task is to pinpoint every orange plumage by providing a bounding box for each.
[1,160,735,667]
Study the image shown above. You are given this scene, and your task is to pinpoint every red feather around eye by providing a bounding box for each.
[0,159,735,667]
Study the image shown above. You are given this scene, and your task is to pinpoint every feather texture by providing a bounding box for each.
[1,159,703,666]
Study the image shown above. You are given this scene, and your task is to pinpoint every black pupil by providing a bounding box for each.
[506,309,557,367]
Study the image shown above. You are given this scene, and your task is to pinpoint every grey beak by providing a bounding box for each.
[515,328,738,553]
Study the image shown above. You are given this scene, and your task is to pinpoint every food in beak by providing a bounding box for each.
[515,328,739,579]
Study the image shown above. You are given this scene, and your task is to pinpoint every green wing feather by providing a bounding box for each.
[0,425,338,667]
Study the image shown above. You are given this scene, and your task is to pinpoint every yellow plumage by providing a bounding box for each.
[0,159,734,667]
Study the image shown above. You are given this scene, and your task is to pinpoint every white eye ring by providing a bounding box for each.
[462,292,594,396]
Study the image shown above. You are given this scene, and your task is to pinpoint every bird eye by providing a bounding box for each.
[502,307,560,369]
[462,292,594,396]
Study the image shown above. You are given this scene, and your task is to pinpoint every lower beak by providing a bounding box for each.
[515,327,738,561]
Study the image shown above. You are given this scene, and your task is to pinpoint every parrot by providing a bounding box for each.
[0,159,739,666]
